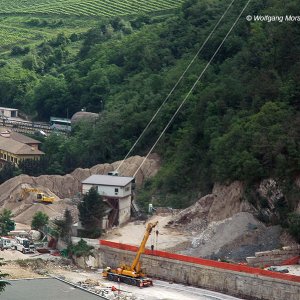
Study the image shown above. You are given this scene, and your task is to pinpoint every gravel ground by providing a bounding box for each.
[0,252,244,300]
[214,225,282,261]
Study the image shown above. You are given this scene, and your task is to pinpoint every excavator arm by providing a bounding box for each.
[21,187,54,204]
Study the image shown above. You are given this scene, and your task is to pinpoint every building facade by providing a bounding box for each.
[82,174,134,229]
[0,107,18,118]
[0,130,44,166]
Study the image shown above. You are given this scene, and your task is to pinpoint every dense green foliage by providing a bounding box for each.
[78,188,105,238]
[68,239,94,258]
[53,209,73,243]
[31,211,49,231]
[0,259,9,294]
[0,209,15,235]
[288,213,300,243]
[0,163,21,185]
[0,0,299,215]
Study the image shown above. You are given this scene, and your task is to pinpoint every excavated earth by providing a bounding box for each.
[104,181,298,262]
[0,156,298,262]
[0,154,160,225]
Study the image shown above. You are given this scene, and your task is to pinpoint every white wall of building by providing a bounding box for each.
[118,195,131,225]
[82,183,94,194]
[0,108,18,118]
[82,183,132,198]
[81,182,132,226]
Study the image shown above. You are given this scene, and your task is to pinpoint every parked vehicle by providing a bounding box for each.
[0,237,12,250]
[12,236,35,253]
[102,221,158,287]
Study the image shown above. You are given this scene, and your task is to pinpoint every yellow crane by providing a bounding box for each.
[102,221,158,287]
[21,187,55,204]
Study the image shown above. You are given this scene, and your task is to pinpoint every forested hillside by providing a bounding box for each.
[0,0,299,213]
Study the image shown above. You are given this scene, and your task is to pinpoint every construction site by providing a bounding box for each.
[0,155,299,300]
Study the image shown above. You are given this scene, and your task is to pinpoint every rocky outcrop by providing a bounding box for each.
[70,111,99,124]
[208,181,252,222]
[168,181,253,230]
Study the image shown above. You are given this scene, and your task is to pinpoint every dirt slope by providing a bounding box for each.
[0,155,160,224]
[147,181,296,261]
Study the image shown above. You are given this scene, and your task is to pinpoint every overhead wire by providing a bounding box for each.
[133,0,252,177]
[115,0,237,172]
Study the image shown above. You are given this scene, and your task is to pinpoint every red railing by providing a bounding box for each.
[280,256,300,266]
[100,240,300,283]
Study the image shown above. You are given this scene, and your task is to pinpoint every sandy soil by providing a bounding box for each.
[103,214,192,252]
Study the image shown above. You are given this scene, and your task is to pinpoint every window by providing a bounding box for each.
[115,188,119,195]
[125,187,130,192]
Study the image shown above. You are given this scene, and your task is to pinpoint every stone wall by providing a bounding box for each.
[91,245,300,300]
[246,245,300,267]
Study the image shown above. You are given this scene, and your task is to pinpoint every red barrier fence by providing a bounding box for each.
[280,256,300,266]
[100,240,300,283]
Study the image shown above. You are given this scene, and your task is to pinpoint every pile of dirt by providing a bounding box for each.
[163,181,296,262]
[0,155,160,225]
[179,212,283,261]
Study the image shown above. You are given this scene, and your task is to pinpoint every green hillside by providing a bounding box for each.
[0,0,184,17]
[0,0,183,51]
[0,0,299,230]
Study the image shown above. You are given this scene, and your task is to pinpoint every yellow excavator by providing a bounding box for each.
[102,221,158,287]
[21,187,55,204]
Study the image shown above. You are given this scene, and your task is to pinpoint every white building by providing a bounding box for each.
[81,174,135,229]
[0,107,18,118]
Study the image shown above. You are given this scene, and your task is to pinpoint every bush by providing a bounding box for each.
[287,213,300,243]
[68,239,94,257]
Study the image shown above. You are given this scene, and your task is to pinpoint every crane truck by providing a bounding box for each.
[102,221,158,287]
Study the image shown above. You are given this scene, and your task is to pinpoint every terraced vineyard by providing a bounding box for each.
[0,0,184,17]
[0,24,50,49]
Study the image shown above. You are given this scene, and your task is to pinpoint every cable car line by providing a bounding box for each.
[115,0,237,172]
[133,0,252,177]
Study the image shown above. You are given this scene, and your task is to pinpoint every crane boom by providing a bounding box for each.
[103,221,158,287]
[131,221,158,272]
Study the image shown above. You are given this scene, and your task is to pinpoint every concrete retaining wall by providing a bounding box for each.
[72,240,300,300]
[246,245,300,267]
[94,245,300,300]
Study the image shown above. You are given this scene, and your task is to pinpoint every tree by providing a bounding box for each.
[0,162,20,184]
[18,157,49,177]
[288,213,300,243]
[53,209,73,243]
[78,187,105,238]
[10,45,30,56]
[0,209,15,235]
[68,239,94,257]
[32,75,70,120]
[31,212,49,231]
[0,258,9,294]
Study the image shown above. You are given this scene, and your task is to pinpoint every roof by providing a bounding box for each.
[0,135,44,155]
[0,107,18,111]
[2,278,104,300]
[82,174,134,187]
[9,131,41,144]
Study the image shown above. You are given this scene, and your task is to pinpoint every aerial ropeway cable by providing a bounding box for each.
[115,0,237,173]
[133,0,252,178]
